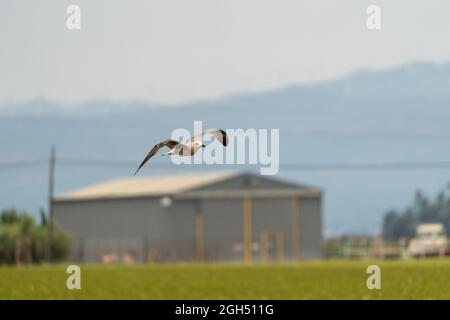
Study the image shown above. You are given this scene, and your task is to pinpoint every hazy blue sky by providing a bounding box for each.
[1,0,450,105]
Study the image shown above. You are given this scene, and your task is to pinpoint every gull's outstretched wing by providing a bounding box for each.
[189,128,228,146]
[133,139,179,176]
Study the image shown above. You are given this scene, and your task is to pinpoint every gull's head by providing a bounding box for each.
[194,141,205,148]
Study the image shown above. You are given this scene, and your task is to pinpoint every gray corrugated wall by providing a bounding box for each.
[53,198,198,262]
[200,196,322,262]
[298,196,322,259]
[252,198,294,260]
[201,199,243,261]
[53,194,322,262]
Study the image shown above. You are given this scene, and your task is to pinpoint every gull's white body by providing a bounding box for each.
[163,141,203,156]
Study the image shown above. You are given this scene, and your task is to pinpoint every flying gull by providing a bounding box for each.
[133,128,228,175]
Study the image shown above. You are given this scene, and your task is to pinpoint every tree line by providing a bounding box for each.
[383,183,450,239]
[0,208,71,264]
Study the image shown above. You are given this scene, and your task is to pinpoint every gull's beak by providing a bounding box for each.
[202,144,206,148]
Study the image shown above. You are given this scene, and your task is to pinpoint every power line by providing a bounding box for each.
[44,158,450,171]
[4,157,450,171]
[278,161,450,171]
[0,159,47,170]
[57,157,136,168]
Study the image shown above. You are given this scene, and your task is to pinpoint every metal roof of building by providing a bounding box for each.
[55,172,238,201]
[54,171,321,202]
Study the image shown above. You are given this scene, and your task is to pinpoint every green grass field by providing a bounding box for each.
[1,259,450,299]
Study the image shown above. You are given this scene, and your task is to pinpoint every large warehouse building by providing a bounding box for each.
[53,172,322,263]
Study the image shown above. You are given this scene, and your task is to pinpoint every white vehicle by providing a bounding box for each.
[408,223,449,257]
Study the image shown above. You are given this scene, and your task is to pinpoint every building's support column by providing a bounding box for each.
[291,196,301,261]
[243,195,253,263]
[195,201,205,262]
[260,231,269,262]
[276,231,284,262]
[142,236,149,263]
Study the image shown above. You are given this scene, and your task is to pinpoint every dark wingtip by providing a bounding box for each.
[220,129,228,146]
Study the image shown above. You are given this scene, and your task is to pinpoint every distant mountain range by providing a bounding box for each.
[2,61,450,234]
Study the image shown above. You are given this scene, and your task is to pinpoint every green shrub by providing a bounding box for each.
[0,209,71,264]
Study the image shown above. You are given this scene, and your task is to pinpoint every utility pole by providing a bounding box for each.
[46,145,55,262]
